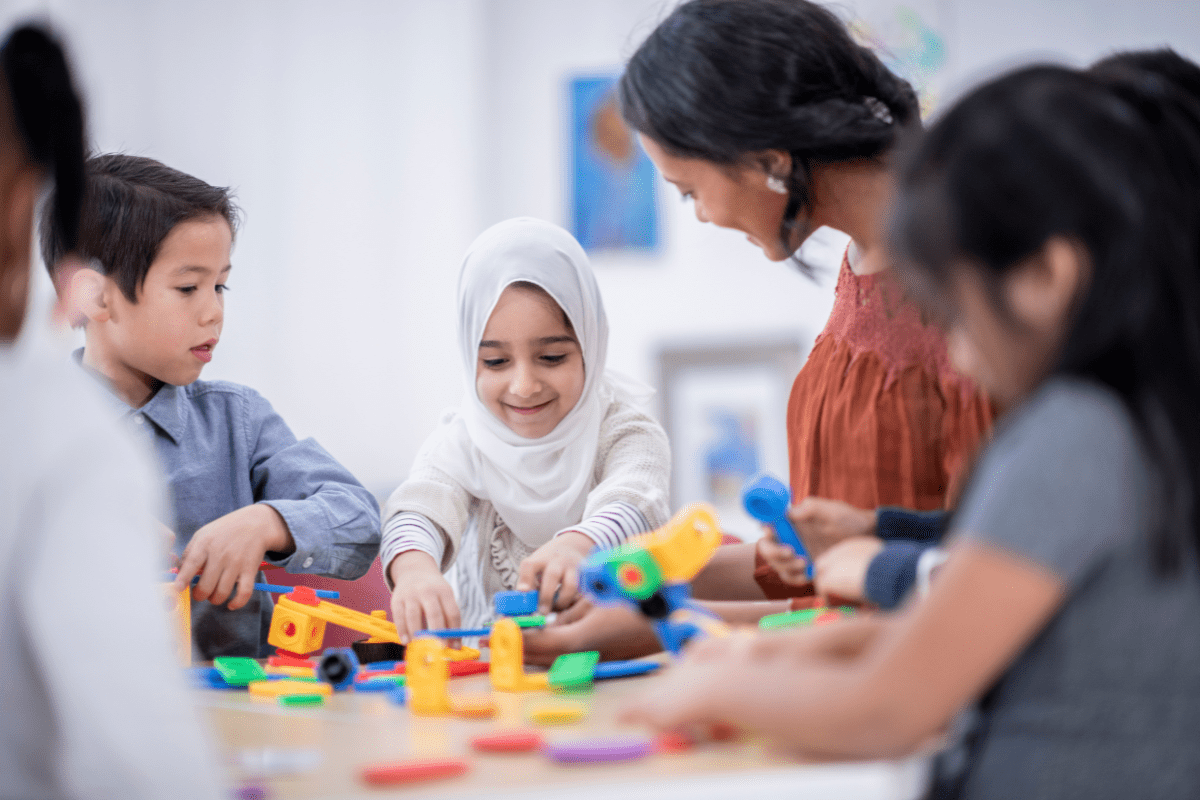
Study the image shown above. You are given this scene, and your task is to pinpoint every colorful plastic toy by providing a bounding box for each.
[489,618,550,692]
[543,736,654,764]
[248,680,332,698]
[593,659,661,681]
[267,586,400,655]
[471,730,543,753]
[213,656,267,686]
[278,694,325,708]
[547,651,600,689]
[494,589,539,616]
[360,757,470,786]
[528,702,586,725]
[316,647,360,690]
[758,606,852,630]
[742,473,813,578]
[406,637,452,715]
[579,504,729,655]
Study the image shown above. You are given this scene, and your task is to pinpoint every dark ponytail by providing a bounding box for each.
[619,0,918,268]
[1,24,85,253]
[890,64,1200,573]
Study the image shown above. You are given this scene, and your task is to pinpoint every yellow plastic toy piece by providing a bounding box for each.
[264,665,317,679]
[489,618,550,692]
[267,593,400,655]
[363,610,393,643]
[164,582,191,666]
[248,680,332,698]
[407,637,452,716]
[451,696,496,719]
[445,646,482,662]
[528,703,586,725]
[637,504,721,582]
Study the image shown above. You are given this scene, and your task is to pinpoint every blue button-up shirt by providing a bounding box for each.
[79,352,380,658]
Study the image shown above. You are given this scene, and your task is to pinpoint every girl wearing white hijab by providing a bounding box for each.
[381,218,671,640]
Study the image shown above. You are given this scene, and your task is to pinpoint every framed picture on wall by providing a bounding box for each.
[658,337,807,541]
[567,74,660,253]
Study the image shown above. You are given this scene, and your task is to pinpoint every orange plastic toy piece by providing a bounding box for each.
[451,696,497,719]
[489,618,549,692]
[406,637,452,715]
[267,587,401,655]
[360,757,469,786]
[248,680,333,698]
[471,729,543,753]
[164,582,191,666]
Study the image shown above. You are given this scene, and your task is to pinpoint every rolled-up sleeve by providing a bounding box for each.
[244,392,380,579]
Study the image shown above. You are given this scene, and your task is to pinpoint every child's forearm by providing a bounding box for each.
[690,543,768,600]
[698,599,789,625]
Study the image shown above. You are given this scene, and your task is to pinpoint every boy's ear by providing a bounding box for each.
[69,265,115,325]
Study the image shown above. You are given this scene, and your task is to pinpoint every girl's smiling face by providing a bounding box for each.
[476,283,585,439]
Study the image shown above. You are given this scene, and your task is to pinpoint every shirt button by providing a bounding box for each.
[133,414,144,424]
[302,557,313,568]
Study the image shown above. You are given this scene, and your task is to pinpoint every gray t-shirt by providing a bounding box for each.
[943,377,1200,800]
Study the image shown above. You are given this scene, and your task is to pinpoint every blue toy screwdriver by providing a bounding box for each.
[742,473,814,579]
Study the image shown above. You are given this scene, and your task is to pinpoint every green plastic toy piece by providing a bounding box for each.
[512,615,547,628]
[547,650,600,689]
[758,607,853,631]
[611,548,663,600]
[279,693,325,707]
[360,675,406,687]
[212,656,267,686]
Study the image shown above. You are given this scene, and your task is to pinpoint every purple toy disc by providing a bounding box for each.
[543,736,654,764]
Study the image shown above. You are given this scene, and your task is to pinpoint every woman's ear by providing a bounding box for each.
[1005,237,1088,336]
[756,149,793,182]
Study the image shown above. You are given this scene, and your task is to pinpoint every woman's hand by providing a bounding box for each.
[517,531,595,613]
[387,550,461,644]
[787,497,876,559]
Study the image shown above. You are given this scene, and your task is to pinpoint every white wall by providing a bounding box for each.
[5,0,1200,501]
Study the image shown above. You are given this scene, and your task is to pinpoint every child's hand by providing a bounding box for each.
[387,551,460,644]
[811,535,883,601]
[786,497,876,560]
[173,504,294,610]
[517,531,595,614]
[756,533,810,586]
[521,600,661,667]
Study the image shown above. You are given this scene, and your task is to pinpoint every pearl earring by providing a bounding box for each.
[765,175,788,195]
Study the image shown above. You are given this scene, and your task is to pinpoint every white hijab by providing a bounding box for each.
[422,218,614,547]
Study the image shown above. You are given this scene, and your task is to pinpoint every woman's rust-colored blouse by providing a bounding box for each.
[789,254,994,512]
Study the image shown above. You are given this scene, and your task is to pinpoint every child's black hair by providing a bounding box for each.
[1,24,85,253]
[890,63,1200,573]
[42,154,241,303]
[618,0,918,269]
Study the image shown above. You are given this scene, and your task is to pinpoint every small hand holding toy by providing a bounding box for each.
[742,473,814,579]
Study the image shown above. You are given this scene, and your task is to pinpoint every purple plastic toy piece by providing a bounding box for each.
[543,736,654,764]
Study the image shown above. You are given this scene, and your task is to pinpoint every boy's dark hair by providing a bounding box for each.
[890,63,1200,573]
[618,0,918,271]
[42,153,240,302]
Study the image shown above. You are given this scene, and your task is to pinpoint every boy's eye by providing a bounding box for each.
[216,284,230,294]
[177,286,197,295]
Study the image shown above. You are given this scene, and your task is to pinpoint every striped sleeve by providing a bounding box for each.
[380,512,447,590]
[556,501,648,552]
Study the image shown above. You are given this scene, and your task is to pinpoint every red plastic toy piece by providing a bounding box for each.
[655,730,695,753]
[268,655,316,669]
[360,757,469,786]
[288,585,321,607]
[471,730,543,753]
[449,660,490,677]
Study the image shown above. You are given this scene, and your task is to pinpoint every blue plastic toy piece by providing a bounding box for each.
[494,589,539,617]
[593,659,661,680]
[389,685,407,706]
[316,648,360,691]
[190,666,243,690]
[183,575,339,599]
[741,473,813,578]
[414,627,491,638]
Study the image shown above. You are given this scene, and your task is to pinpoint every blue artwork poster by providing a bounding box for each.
[569,75,659,253]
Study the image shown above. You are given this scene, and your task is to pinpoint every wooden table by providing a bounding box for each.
[200,660,931,800]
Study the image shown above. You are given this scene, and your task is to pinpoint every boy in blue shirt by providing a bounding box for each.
[44,154,381,658]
